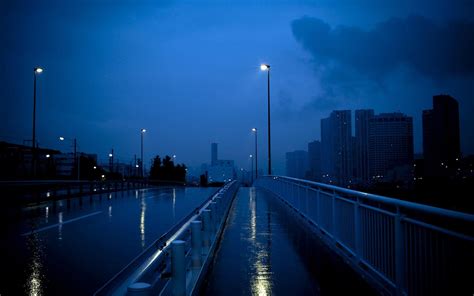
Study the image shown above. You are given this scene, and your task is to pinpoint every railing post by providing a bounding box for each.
[127,282,151,296]
[394,207,406,295]
[210,202,218,231]
[201,210,211,251]
[354,197,362,258]
[316,188,321,227]
[191,220,203,268]
[171,240,186,296]
[332,191,337,236]
[215,196,223,217]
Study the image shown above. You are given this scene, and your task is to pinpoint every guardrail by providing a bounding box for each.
[255,176,474,296]
[1,180,148,205]
[94,180,240,296]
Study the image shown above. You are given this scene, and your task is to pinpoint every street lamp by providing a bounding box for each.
[32,67,43,178]
[59,136,80,180]
[249,154,253,184]
[141,128,146,178]
[252,128,258,180]
[260,64,271,175]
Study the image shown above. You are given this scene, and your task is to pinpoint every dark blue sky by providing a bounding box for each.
[1,0,473,174]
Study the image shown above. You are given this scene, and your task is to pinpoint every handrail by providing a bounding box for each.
[94,181,239,296]
[269,175,474,222]
[255,176,474,295]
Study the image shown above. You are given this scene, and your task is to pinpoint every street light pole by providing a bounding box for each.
[73,138,79,181]
[59,136,80,180]
[252,128,258,180]
[32,67,43,178]
[141,129,146,178]
[250,154,253,184]
[260,64,271,175]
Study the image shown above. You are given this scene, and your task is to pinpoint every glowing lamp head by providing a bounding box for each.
[173,155,176,158]
[141,128,146,133]
[34,67,43,74]
[46,154,50,158]
[109,153,113,158]
[59,136,65,141]
[260,64,270,71]
[252,128,257,132]
[250,154,253,158]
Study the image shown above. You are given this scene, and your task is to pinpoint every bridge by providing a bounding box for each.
[2,177,473,295]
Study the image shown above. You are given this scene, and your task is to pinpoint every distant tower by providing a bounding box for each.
[308,140,322,181]
[211,143,218,166]
[355,109,374,184]
[368,113,414,183]
[423,95,461,177]
[320,110,352,186]
[285,150,308,179]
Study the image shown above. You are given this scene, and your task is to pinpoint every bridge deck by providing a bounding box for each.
[201,187,376,295]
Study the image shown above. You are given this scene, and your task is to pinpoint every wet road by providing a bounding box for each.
[202,187,376,295]
[0,187,216,296]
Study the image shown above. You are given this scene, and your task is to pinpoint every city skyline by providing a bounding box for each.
[1,1,473,174]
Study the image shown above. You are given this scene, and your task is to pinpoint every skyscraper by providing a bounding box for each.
[321,110,353,186]
[308,140,322,181]
[285,150,308,179]
[422,95,461,177]
[368,113,414,183]
[211,143,218,166]
[355,109,374,185]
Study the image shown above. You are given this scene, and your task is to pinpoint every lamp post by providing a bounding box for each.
[59,136,80,180]
[249,154,253,184]
[32,67,43,178]
[141,128,146,178]
[252,128,258,180]
[109,151,114,174]
[260,64,271,175]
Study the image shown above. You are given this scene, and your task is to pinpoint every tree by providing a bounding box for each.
[149,155,187,182]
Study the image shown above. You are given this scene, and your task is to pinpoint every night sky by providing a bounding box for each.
[1,0,473,174]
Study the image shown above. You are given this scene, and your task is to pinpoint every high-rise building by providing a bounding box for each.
[308,140,321,181]
[320,110,353,186]
[285,150,308,179]
[368,113,414,183]
[355,109,374,185]
[208,143,235,182]
[321,117,334,181]
[422,95,461,177]
[211,143,218,166]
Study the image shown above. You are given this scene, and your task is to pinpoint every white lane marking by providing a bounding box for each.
[21,211,103,236]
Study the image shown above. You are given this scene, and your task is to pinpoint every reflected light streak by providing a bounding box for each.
[249,188,272,296]
[26,233,44,296]
[44,207,49,223]
[108,205,112,220]
[250,190,257,241]
[140,197,146,248]
[58,212,63,241]
[172,188,176,219]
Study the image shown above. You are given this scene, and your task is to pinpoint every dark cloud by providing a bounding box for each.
[291,15,474,81]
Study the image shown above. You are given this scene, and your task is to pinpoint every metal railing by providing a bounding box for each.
[255,176,474,295]
[94,180,239,296]
[1,180,148,205]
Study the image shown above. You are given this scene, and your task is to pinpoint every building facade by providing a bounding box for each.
[285,150,308,179]
[368,113,414,184]
[422,95,461,177]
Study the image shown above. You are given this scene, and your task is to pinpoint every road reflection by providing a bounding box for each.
[25,233,45,296]
[249,187,273,296]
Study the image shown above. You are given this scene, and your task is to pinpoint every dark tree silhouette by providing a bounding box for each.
[150,155,186,182]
